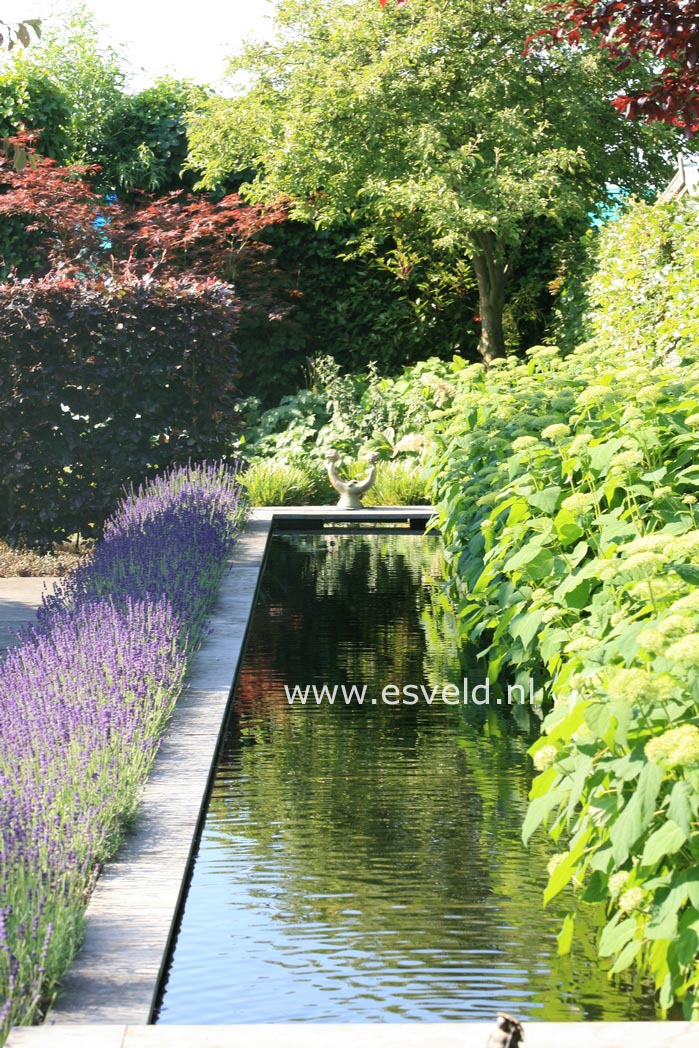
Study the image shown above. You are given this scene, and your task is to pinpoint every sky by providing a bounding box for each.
[3,0,277,90]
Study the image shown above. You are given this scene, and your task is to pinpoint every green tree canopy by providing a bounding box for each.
[187,0,684,361]
[5,5,125,165]
[97,77,211,194]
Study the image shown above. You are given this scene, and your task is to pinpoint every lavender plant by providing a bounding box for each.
[0,462,245,1041]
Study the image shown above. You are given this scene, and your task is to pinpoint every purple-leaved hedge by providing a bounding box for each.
[0,462,246,1041]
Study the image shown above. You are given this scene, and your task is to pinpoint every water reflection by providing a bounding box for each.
[157,533,658,1023]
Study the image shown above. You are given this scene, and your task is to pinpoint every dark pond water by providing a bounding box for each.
[156,531,659,1024]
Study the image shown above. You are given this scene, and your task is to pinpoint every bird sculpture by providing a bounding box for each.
[324,449,379,509]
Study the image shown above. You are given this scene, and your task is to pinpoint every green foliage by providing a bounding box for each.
[0,272,239,546]
[0,65,72,160]
[550,196,699,361]
[427,328,699,1013]
[545,228,597,355]
[12,6,125,166]
[240,459,330,507]
[238,353,462,471]
[96,78,210,194]
[363,460,430,507]
[188,0,679,359]
[0,68,75,275]
[236,220,481,402]
[0,17,41,51]
[237,353,468,509]
[587,197,699,362]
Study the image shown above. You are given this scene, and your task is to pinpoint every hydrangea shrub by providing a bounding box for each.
[428,341,699,1015]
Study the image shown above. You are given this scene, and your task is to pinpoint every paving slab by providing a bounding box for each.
[7,1022,698,1048]
[0,577,56,652]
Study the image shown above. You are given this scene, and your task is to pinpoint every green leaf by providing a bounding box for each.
[522,787,566,844]
[659,972,674,1011]
[599,914,637,957]
[641,819,687,868]
[610,936,642,973]
[589,437,625,473]
[502,537,546,573]
[649,871,699,933]
[581,870,607,903]
[668,781,693,837]
[554,508,584,547]
[610,761,664,865]
[671,562,699,586]
[543,828,590,905]
[527,485,562,515]
[529,765,559,801]
[510,608,545,652]
[674,923,699,968]
[557,913,575,956]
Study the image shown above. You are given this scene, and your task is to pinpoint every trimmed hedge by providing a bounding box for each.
[0,272,240,546]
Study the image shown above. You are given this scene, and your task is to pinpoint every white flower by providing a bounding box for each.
[577,385,612,407]
[564,636,598,654]
[666,634,699,666]
[636,386,663,405]
[561,492,595,516]
[393,433,426,454]
[512,436,539,451]
[619,887,644,913]
[621,534,671,556]
[533,745,558,771]
[645,724,699,766]
[542,423,571,441]
[569,433,593,456]
[608,871,630,895]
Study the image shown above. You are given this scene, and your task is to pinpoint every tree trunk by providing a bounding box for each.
[470,231,507,363]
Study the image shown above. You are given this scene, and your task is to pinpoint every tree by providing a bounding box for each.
[0,16,40,50]
[96,78,211,195]
[534,0,699,135]
[187,0,681,361]
[0,139,291,543]
[0,65,73,161]
[10,5,125,165]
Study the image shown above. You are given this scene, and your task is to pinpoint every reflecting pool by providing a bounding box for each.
[156,532,659,1023]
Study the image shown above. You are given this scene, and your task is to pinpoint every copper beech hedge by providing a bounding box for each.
[0,270,240,546]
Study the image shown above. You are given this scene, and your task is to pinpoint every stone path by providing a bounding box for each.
[6,1021,698,1047]
[0,577,56,654]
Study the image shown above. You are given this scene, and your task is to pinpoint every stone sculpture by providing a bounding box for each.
[324,449,378,509]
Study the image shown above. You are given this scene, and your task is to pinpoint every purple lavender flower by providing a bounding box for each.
[0,461,245,1042]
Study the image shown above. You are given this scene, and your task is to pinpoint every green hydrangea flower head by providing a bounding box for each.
[608,870,630,895]
[569,432,593,456]
[533,744,558,771]
[645,724,699,767]
[666,531,699,558]
[619,887,644,913]
[607,668,654,703]
[542,423,571,441]
[622,534,671,556]
[666,634,699,666]
[512,435,539,451]
[562,492,595,516]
